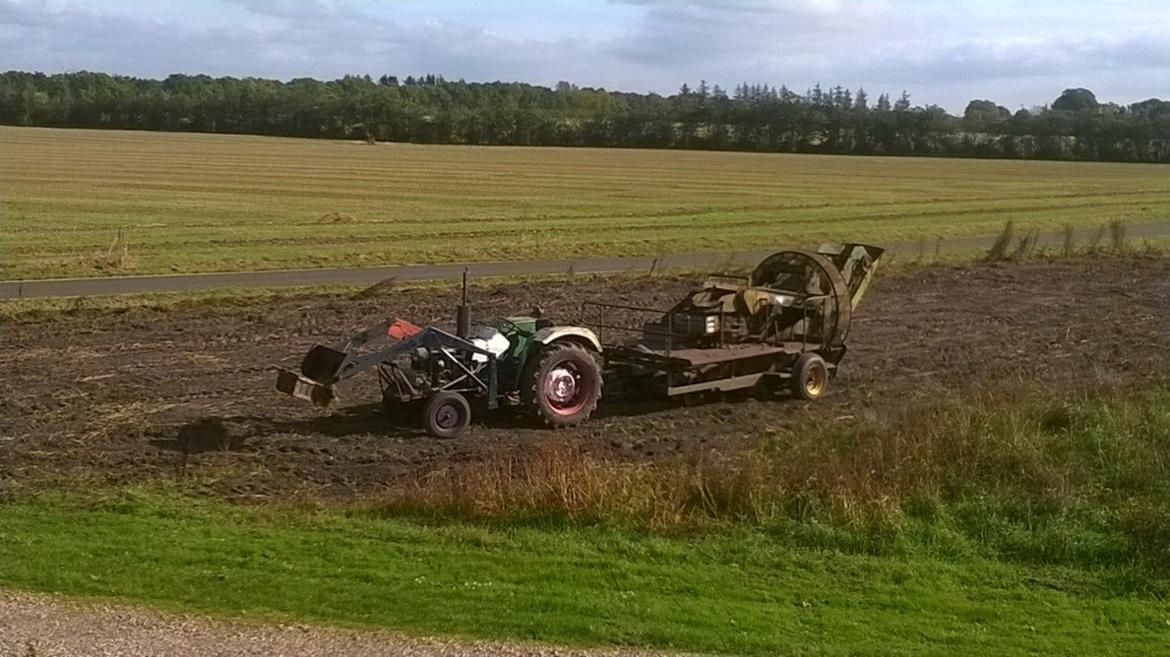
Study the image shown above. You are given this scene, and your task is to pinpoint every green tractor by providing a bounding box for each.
[276,273,604,438]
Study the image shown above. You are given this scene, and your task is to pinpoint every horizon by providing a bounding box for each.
[4,67,1158,116]
[2,0,1167,115]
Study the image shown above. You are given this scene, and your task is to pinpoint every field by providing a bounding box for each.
[2,126,1169,280]
[3,126,1170,654]
[3,255,1169,654]
[3,257,1167,496]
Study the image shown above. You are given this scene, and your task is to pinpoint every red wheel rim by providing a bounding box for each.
[543,360,592,416]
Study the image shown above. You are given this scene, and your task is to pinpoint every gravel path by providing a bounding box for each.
[1,591,672,657]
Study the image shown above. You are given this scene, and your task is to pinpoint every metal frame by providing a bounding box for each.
[279,323,500,409]
[581,293,831,397]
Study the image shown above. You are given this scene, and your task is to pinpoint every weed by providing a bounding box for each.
[1010,229,1038,259]
[1109,219,1127,253]
[984,220,1014,261]
[89,228,136,272]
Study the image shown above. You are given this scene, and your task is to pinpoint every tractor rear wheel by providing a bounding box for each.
[523,342,603,427]
[791,353,829,401]
[423,391,471,439]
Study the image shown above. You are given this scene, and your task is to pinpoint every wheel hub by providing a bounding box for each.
[804,366,826,396]
[545,367,578,405]
[435,404,459,429]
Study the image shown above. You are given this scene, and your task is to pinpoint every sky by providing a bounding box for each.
[1,0,1167,113]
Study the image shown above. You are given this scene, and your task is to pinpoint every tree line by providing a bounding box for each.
[2,70,1168,163]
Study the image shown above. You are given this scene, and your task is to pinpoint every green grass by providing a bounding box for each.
[4,390,1170,655]
[3,493,1168,656]
[2,126,1167,279]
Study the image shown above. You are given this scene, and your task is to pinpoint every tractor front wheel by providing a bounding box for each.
[791,353,829,401]
[524,342,603,427]
[423,391,471,439]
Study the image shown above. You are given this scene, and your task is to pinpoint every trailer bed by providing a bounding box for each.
[606,342,807,369]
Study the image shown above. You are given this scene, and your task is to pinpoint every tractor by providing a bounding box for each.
[275,243,883,438]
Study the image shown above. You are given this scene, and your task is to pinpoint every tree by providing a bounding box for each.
[1052,88,1098,113]
[894,90,911,112]
[0,71,1164,162]
[962,99,1009,131]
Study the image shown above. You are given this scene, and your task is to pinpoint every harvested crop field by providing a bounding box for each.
[2,256,1167,499]
[3,126,1169,280]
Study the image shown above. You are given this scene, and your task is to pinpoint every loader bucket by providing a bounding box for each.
[275,368,336,407]
[300,344,349,384]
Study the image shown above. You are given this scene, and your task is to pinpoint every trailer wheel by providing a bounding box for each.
[791,353,828,401]
[423,391,471,439]
[523,342,602,427]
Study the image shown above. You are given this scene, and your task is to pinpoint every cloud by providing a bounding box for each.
[0,0,589,83]
[0,0,1166,111]
[855,32,1170,84]
[609,0,886,66]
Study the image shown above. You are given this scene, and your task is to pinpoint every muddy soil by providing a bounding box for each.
[2,258,1167,499]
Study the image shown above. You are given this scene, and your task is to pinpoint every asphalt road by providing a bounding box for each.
[3,220,1167,299]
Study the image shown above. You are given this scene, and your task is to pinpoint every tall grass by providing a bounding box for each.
[1109,219,1127,253]
[984,219,1162,261]
[375,387,1170,567]
[984,220,1015,261]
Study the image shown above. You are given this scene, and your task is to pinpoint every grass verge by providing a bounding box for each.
[366,387,1170,574]
[3,389,1169,654]
[2,491,1169,656]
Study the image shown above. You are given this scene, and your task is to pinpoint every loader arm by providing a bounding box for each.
[276,322,498,407]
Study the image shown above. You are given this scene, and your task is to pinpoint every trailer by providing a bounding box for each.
[584,243,882,401]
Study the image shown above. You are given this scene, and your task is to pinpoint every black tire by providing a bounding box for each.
[422,391,471,439]
[790,353,829,401]
[522,342,603,427]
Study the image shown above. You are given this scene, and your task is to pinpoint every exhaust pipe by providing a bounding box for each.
[456,268,471,338]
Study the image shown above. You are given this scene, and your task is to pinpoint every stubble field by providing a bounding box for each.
[2,125,1168,280]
